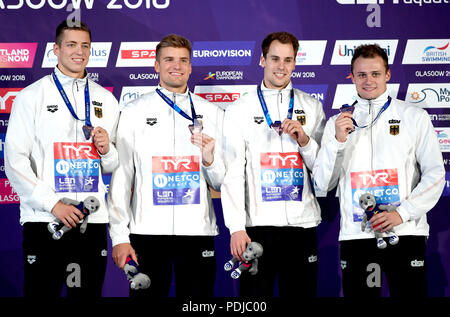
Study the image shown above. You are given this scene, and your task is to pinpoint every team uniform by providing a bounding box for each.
[313,90,445,296]
[221,82,326,296]
[5,67,120,296]
[108,85,225,297]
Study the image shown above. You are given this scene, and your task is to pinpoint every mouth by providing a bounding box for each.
[72,58,85,64]
[169,72,184,77]
[273,72,286,79]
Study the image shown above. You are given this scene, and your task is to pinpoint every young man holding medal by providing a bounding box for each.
[221,31,326,296]
[4,20,120,296]
[108,34,225,297]
[313,44,445,296]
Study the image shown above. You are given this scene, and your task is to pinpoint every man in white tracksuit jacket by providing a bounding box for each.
[221,32,325,297]
[313,44,445,297]
[108,34,225,297]
[4,21,119,297]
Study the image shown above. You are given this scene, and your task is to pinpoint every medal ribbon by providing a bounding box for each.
[52,72,92,127]
[156,88,199,125]
[352,96,392,129]
[257,85,294,128]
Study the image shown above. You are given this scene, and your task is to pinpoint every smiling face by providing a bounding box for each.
[261,40,296,90]
[351,55,391,100]
[53,29,90,79]
[154,46,192,94]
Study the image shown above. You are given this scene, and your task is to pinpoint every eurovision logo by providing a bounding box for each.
[192,41,255,66]
[152,155,200,205]
[0,43,37,68]
[54,142,100,193]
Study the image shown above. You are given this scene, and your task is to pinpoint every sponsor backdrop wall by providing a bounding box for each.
[1,0,449,297]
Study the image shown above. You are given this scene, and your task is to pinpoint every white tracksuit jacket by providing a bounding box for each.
[108,86,225,247]
[5,67,120,225]
[313,90,445,241]
[221,82,326,234]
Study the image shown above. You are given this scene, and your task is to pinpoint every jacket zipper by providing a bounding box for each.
[172,92,176,235]
[277,90,289,224]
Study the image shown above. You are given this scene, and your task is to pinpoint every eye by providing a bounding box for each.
[248,247,253,251]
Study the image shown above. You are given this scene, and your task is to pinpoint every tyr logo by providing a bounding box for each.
[161,158,191,170]
[268,154,299,167]
[358,172,389,186]
[62,144,95,158]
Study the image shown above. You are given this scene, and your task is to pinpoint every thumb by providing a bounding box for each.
[130,249,139,266]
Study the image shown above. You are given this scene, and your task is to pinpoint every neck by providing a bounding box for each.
[57,65,86,79]
[263,79,290,91]
[159,83,188,94]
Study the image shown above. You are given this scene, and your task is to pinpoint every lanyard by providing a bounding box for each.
[257,85,294,128]
[156,88,198,124]
[352,96,392,129]
[52,72,91,127]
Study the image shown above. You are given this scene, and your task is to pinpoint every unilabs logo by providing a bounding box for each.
[331,40,397,65]
[42,42,112,68]
[116,42,159,67]
[0,43,37,68]
[192,41,255,66]
[0,88,22,114]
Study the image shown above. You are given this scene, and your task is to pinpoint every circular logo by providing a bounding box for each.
[153,174,168,188]
[55,160,70,174]
[262,170,276,184]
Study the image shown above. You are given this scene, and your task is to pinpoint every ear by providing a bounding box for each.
[260,55,266,68]
[154,59,160,73]
[53,43,60,58]
[385,69,391,82]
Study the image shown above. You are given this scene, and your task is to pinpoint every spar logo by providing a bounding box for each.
[0,178,19,204]
[152,155,200,205]
[406,84,450,108]
[331,40,397,65]
[116,42,158,67]
[403,40,450,64]
[0,88,22,114]
[42,42,112,68]
[192,41,255,66]
[0,43,37,68]
[194,85,256,109]
[436,128,450,152]
[260,152,304,202]
[54,142,100,193]
[351,169,400,221]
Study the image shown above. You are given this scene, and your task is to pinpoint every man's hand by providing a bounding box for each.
[370,210,403,232]
[112,243,138,270]
[51,201,85,228]
[230,230,251,261]
[281,119,309,147]
[191,132,215,167]
[335,112,354,143]
[91,126,110,155]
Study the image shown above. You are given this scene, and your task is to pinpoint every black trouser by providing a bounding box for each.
[22,222,107,297]
[340,236,428,297]
[239,226,318,297]
[129,234,216,297]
